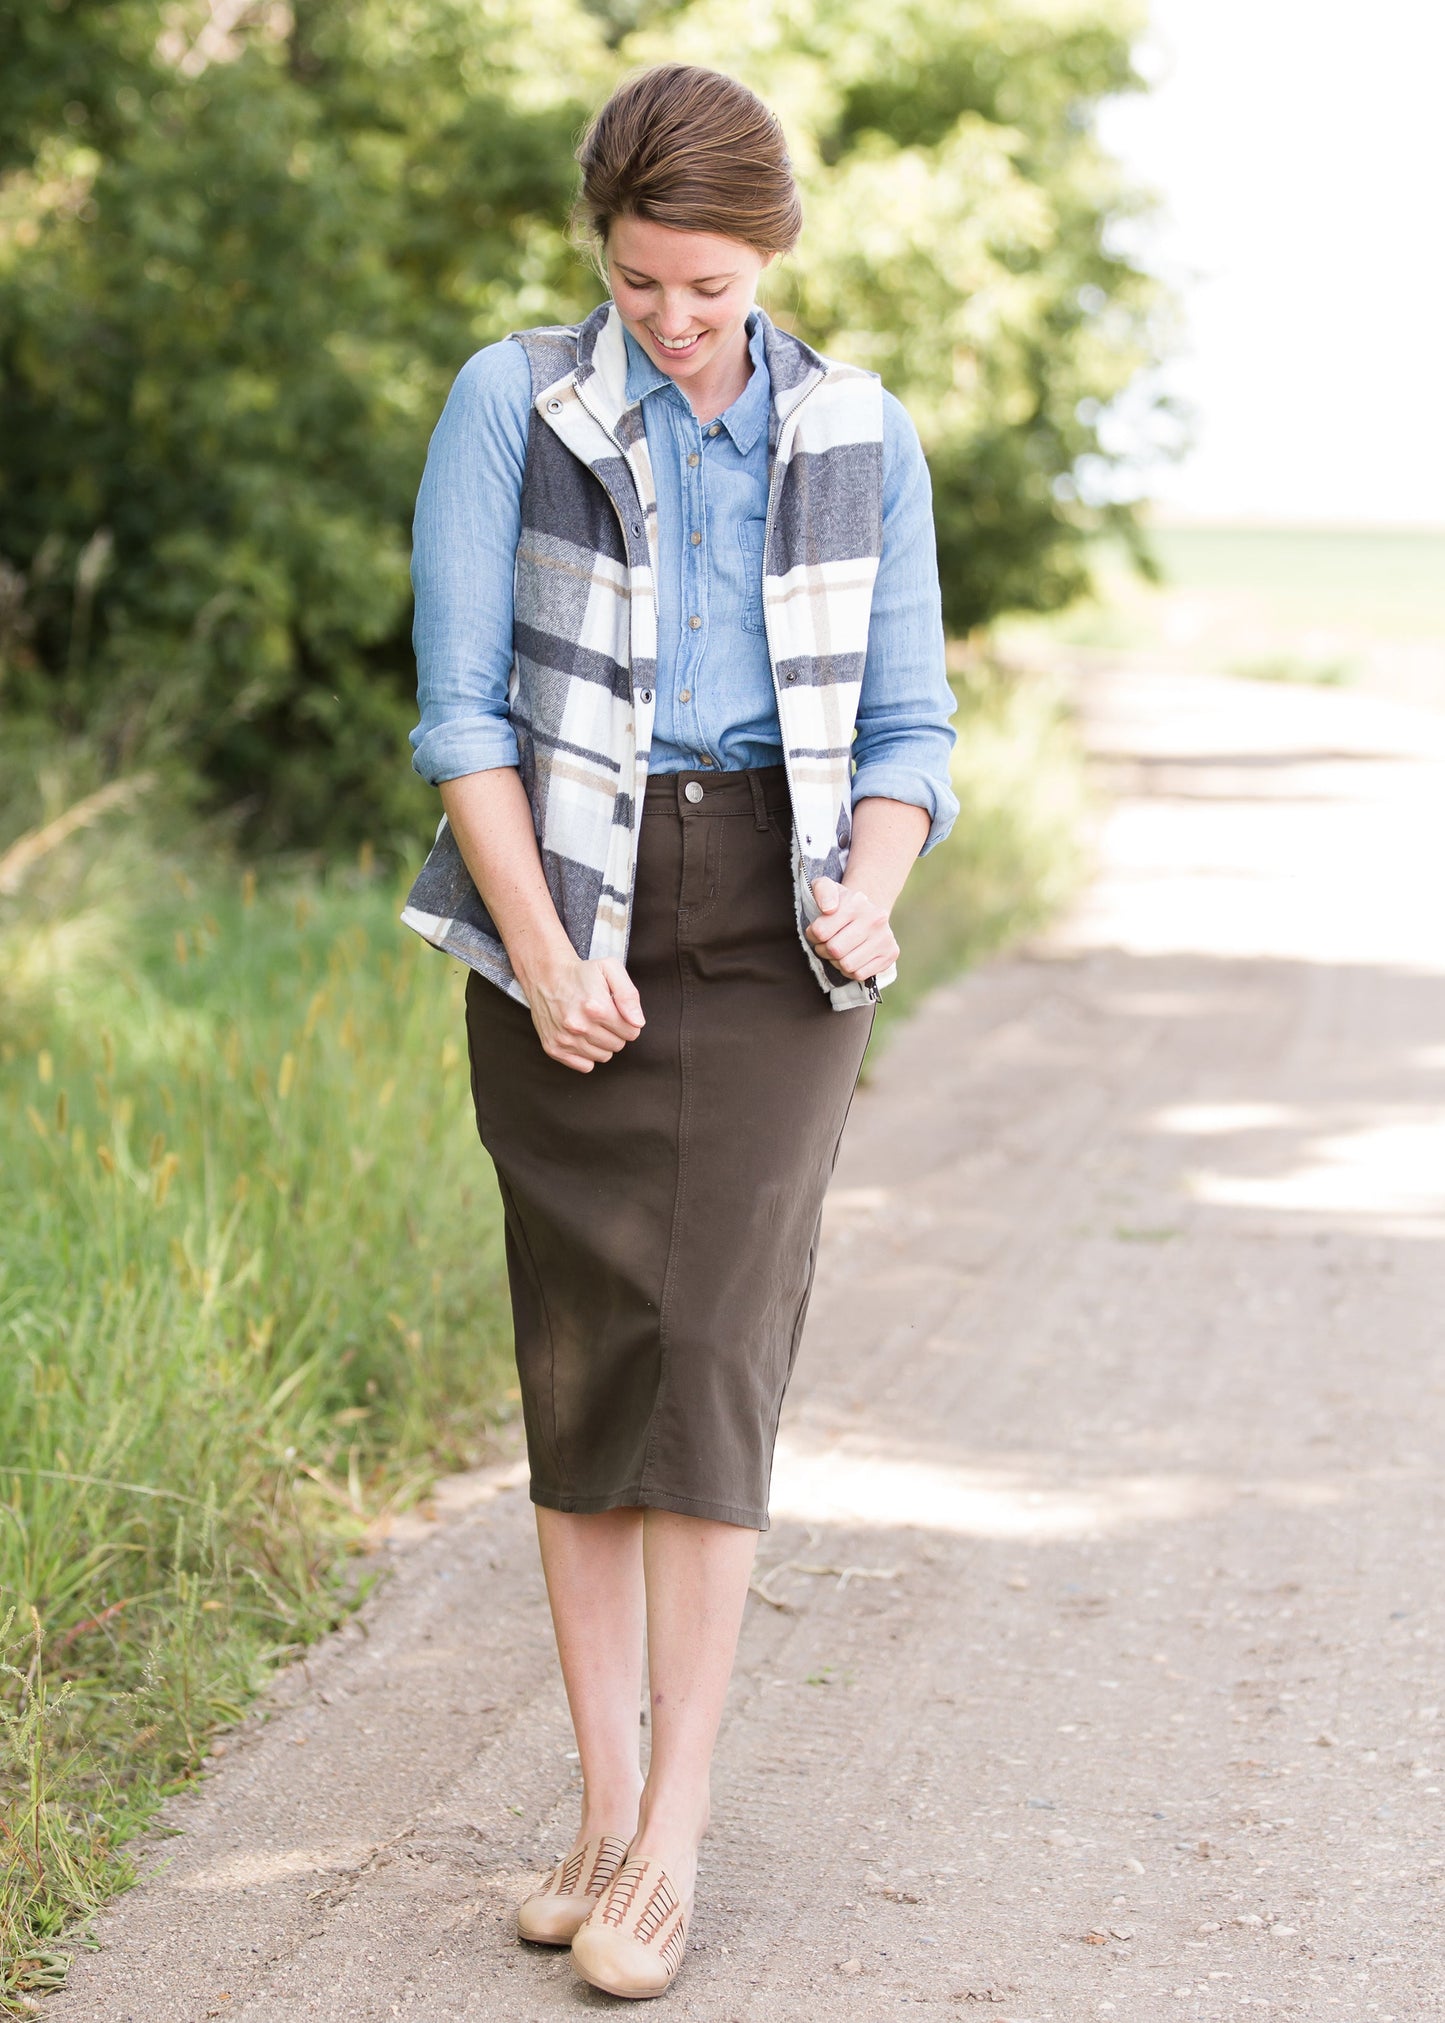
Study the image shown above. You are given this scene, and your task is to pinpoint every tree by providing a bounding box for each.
[0,0,1169,844]
[629,0,1169,631]
[0,0,607,844]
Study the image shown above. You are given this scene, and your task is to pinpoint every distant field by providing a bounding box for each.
[1148,524,1445,639]
[998,523,1445,705]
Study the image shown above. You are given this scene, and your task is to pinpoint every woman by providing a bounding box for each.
[402,62,957,1999]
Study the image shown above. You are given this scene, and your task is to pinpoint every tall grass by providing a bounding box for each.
[0,664,1084,2006]
[0,775,512,2010]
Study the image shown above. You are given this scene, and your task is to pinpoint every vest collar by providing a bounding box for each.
[620,315,772,456]
[574,301,828,453]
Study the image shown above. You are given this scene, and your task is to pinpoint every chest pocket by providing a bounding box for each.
[738,517,767,636]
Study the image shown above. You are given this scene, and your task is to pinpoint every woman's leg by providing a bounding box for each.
[630,1509,760,1903]
[534,1507,648,1845]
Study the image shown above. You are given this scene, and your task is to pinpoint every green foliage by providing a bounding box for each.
[1,0,1167,841]
[0,0,607,848]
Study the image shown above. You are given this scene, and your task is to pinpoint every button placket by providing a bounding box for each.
[678,412,706,748]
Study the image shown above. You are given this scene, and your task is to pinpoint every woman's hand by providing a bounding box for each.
[522,954,645,1073]
[806,876,899,984]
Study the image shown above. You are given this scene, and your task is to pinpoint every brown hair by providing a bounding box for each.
[576,64,802,259]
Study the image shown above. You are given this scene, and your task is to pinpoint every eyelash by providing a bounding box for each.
[622,280,727,300]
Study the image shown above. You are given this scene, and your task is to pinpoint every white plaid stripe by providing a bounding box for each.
[573,556,631,662]
[765,558,879,663]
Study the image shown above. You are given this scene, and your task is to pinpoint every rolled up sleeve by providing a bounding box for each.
[850,390,959,855]
[408,340,532,785]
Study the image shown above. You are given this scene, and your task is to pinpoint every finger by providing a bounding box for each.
[840,936,900,982]
[577,1027,626,1058]
[812,912,876,964]
[599,959,646,1029]
[836,949,889,983]
[571,1023,632,1062]
[810,875,842,915]
[561,1005,625,1046]
[576,997,637,1047]
[805,892,863,942]
[818,919,892,970]
[551,1024,617,1063]
[541,1036,597,1071]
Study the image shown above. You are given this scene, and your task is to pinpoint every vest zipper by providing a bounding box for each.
[761,372,875,1008]
[569,363,873,1005]
[566,373,652,961]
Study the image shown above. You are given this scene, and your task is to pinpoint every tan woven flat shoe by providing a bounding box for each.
[516,1833,631,1946]
[570,1854,692,1999]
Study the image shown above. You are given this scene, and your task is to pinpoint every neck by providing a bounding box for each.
[676,319,755,422]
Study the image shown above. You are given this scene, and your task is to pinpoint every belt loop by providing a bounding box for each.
[747,770,769,832]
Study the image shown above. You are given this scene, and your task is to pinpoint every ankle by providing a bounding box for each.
[578,1779,643,1840]
[632,1788,710,1855]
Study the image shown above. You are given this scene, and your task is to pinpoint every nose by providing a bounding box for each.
[653,293,694,337]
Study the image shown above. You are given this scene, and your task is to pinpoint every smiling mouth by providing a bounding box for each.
[652,331,703,354]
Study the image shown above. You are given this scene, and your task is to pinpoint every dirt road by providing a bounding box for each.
[51,667,1445,2021]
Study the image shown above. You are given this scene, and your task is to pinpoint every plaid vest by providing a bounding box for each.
[401,301,890,1011]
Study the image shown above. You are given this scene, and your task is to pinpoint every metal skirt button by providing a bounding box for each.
[684,781,704,804]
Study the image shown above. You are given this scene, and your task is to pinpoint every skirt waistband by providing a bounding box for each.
[642,764,792,820]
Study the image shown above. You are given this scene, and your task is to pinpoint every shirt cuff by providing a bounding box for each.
[850,762,959,857]
[409,715,520,786]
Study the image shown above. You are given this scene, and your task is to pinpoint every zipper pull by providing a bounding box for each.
[864,975,881,1003]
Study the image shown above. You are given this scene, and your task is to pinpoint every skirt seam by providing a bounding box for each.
[757,1008,875,1513]
[495,1170,572,1499]
[637,888,696,1502]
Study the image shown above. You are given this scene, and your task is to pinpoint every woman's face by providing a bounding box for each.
[606,215,771,389]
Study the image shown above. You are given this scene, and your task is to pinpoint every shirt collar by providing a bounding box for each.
[621,312,771,454]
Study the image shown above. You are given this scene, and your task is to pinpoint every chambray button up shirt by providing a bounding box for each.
[410,311,960,850]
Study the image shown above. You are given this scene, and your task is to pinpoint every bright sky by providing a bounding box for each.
[1098,0,1445,526]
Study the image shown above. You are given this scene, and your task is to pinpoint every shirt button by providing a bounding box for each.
[707,423,720,437]
[688,614,701,630]
[684,781,704,804]
[679,688,691,702]
[690,530,702,545]
[699,755,715,768]
[687,452,700,467]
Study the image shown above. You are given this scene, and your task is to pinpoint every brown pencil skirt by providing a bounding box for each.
[463,764,874,1531]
